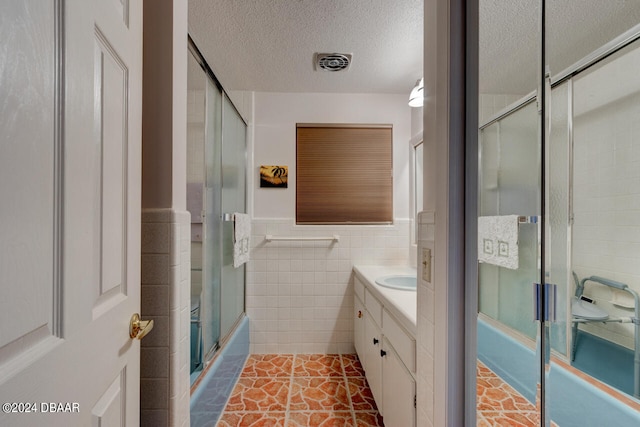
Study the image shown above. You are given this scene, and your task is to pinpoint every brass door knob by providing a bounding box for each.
[129,313,154,340]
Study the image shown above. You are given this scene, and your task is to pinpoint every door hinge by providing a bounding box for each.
[533,282,557,322]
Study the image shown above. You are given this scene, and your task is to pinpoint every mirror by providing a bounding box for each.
[412,139,423,243]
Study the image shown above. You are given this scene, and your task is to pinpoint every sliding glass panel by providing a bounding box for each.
[220,96,247,339]
[478,102,540,340]
[187,53,206,374]
[477,104,543,420]
[545,2,640,424]
[547,80,569,358]
[477,1,543,423]
[201,76,223,361]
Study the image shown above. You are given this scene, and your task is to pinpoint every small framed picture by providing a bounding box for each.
[260,165,288,188]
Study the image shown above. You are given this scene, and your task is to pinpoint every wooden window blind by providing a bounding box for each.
[296,124,393,224]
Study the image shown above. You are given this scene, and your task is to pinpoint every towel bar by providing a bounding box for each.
[264,234,339,243]
[518,215,538,224]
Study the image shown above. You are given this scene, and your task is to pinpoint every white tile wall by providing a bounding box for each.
[246,218,411,354]
[416,211,435,427]
[572,70,640,349]
[141,209,191,427]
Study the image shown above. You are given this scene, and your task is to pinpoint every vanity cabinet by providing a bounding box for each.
[354,295,365,356]
[382,339,416,427]
[353,276,416,427]
[364,311,383,405]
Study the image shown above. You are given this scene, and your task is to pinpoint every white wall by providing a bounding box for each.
[247,92,414,353]
[253,92,411,220]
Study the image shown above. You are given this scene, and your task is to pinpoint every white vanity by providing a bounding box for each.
[352,265,417,427]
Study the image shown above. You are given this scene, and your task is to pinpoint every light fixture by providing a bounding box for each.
[408,78,424,107]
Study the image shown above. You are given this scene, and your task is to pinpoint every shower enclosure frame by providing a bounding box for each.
[187,36,249,382]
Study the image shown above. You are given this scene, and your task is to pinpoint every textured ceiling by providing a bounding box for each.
[480,0,640,94]
[188,1,640,97]
[188,0,424,94]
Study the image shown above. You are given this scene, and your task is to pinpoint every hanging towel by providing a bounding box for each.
[233,213,251,268]
[478,215,520,270]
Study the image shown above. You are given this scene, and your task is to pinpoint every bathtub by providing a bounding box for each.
[190,315,250,426]
[478,317,640,426]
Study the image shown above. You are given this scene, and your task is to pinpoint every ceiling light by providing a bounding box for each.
[408,78,424,107]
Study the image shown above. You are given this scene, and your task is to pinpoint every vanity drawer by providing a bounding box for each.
[365,289,383,328]
[354,276,365,302]
[383,309,416,373]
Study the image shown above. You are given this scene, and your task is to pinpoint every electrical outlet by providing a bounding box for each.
[422,248,431,282]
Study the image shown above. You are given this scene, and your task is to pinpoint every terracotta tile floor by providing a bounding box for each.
[218,354,384,427]
[215,354,551,426]
[477,361,559,427]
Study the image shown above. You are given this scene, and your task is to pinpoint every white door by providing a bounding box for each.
[0,1,143,426]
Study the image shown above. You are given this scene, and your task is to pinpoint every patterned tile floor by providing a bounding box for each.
[217,354,384,427]
[212,354,548,426]
[477,361,563,427]
[477,361,542,426]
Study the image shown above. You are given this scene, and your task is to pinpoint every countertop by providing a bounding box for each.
[352,265,417,336]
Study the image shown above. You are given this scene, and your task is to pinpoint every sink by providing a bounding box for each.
[375,275,417,291]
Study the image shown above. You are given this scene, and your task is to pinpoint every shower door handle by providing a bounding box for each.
[533,283,557,322]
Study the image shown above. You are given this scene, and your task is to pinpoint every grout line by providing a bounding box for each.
[340,353,359,426]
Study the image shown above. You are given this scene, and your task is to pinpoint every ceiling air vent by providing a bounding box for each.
[315,53,352,72]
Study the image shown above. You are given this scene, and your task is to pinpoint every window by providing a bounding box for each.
[296,124,393,224]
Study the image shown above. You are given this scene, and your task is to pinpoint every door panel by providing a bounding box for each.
[0,0,142,425]
[0,0,57,360]
[95,27,128,309]
[364,313,383,411]
[91,369,126,426]
[382,341,415,427]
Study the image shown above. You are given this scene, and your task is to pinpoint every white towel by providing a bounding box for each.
[478,215,519,270]
[233,213,251,268]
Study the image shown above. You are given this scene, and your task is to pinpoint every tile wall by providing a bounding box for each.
[572,76,640,349]
[246,219,412,354]
[141,209,191,427]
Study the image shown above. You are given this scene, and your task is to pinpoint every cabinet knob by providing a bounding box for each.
[372,337,379,345]
[357,310,362,318]
[380,349,387,357]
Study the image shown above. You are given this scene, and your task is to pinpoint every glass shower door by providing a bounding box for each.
[220,95,247,339]
[477,1,640,425]
[202,76,223,361]
[545,3,640,423]
[187,51,223,375]
[476,1,545,424]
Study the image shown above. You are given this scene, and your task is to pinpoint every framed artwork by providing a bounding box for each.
[260,165,288,188]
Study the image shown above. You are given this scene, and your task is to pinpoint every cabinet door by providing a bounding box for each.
[382,340,416,427]
[364,313,384,411]
[354,295,365,356]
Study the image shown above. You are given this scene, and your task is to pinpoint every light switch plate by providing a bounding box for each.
[422,248,431,282]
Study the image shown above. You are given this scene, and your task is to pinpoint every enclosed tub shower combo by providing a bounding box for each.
[476,21,640,426]
[185,40,250,425]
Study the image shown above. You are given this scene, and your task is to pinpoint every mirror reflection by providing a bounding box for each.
[477,1,640,417]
